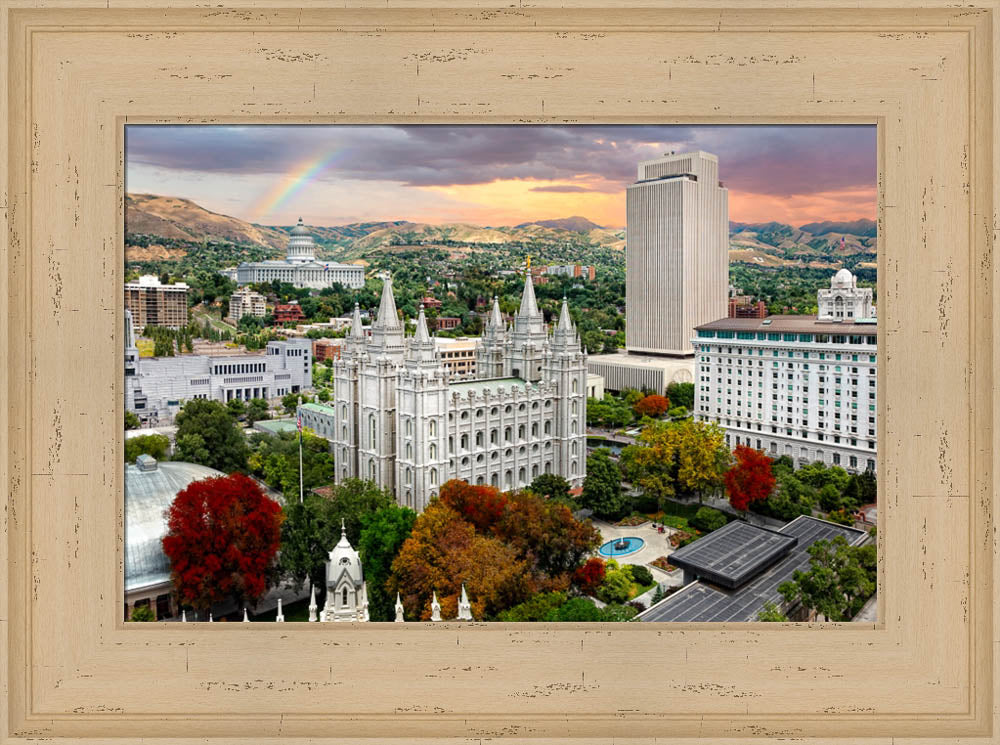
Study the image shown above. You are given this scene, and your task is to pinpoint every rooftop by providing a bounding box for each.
[300,402,337,416]
[587,352,696,370]
[448,377,529,396]
[666,521,799,590]
[252,418,299,435]
[696,314,877,334]
[638,516,868,622]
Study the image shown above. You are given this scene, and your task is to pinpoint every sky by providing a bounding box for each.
[125,125,876,229]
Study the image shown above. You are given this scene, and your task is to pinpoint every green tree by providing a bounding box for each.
[282,391,312,415]
[666,382,695,410]
[600,603,639,622]
[580,448,627,519]
[596,559,633,604]
[496,591,568,622]
[226,397,246,420]
[125,410,142,430]
[358,504,418,622]
[173,398,249,473]
[756,601,789,622]
[125,433,170,463]
[543,596,603,622]
[245,398,270,426]
[128,604,155,622]
[528,473,571,502]
[778,536,876,621]
[691,506,728,532]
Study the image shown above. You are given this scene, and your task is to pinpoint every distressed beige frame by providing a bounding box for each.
[1,1,998,743]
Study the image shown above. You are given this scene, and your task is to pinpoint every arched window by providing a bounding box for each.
[405,443,413,459]
[476,475,484,485]
[342,587,349,607]
[571,441,579,455]
[518,467,526,483]
[369,460,376,480]
[544,420,552,435]
[460,433,469,450]
[532,464,539,478]
[369,414,376,449]
[504,426,512,443]
[405,418,412,436]
[531,422,538,438]
[505,470,513,488]
[449,436,454,454]
[429,443,437,460]
[544,461,552,474]
[476,431,484,447]
[490,429,498,445]
[430,468,438,486]
[491,473,499,487]
[342,425,347,439]
[571,460,578,475]
[571,400,579,414]
[571,418,578,434]
[429,419,437,437]
[518,424,525,440]
[571,378,579,393]
[405,467,412,485]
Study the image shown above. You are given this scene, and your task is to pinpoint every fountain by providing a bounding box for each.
[598,536,645,557]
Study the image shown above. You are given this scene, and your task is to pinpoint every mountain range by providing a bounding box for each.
[125,193,876,268]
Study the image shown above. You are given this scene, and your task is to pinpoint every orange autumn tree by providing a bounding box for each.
[390,480,601,620]
[634,393,670,418]
[725,444,776,512]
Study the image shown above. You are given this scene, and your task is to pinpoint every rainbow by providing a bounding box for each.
[250,147,344,220]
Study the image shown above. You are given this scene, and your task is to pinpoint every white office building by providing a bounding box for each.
[124,309,313,425]
[316,273,587,512]
[228,286,267,322]
[234,218,365,290]
[625,151,729,356]
[693,272,877,473]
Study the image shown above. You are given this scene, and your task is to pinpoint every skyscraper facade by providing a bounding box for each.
[625,151,729,356]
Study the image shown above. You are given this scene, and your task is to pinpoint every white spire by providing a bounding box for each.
[208,612,213,623]
[350,302,364,338]
[517,272,540,319]
[374,274,402,330]
[394,592,405,623]
[181,609,187,623]
[242,608,250,623]
[308,584,318,622]
[556,296,574,332]
[458,584,473,621]
[275,598,285,623]
[430,591,442,622]
[414,305,432,344]
[489,295,503,327]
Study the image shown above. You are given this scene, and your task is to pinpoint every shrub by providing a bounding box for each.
[125,433,170,463]
[627,599,647,613]
[596,564,632,604]
[629,564,654,587]
[543,596,603,622]
[667,406,688,419]
[497,592,568,622]
[572,557,606,595]
[129,604,155,622]
[690,506,728,533]
[601,603,639,622]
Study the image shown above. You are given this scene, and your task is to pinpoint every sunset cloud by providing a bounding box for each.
[125,124,876,228]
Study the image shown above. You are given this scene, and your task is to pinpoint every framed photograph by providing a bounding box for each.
[2,2,997,743]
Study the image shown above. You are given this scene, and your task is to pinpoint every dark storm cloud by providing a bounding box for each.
[126,124,875,199]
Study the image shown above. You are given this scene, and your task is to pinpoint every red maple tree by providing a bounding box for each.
[634,394,670,418]
[439,479,508,532]
[162,473,283,613]
[572,557,606,595]
[724,445,776,511]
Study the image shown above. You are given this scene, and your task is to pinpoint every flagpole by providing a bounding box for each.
[297,394,304,504]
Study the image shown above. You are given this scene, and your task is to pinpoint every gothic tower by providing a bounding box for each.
[505,274,549,382]
[475,296,507,379]
[357,275,406,492]
[395,306,450,512]
[543,298,588,486]
[331,303,366,481]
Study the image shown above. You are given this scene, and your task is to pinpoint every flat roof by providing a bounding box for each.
[448,377,527,395]
[300,402,336,416]
[696,315,878,334]
[666,521,798,590]
[252,418,299,435]
[638,516,869,622]
[587,352,695,371]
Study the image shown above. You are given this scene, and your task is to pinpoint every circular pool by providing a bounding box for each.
[598,536,645,557]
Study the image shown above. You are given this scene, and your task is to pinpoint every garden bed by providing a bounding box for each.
[650,556,679,573]
[614,514,649,527]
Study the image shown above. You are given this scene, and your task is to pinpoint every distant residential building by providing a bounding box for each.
[434,336,478,378]
[693,271,877,474]
[228,286,267,322]
[546,264,596,281]
[433,316,461,331]
[273,303,306,324]
[625,151,728,356]
[234,218,364,289]
[125,275,190,329]
[124,310,312,425]
[818,268,876,320]
[313,338,343,362]
[728,296,768,319]
[421,296,443,310]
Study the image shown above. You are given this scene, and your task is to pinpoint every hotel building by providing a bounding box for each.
[227,286,267,322]
[124,275,190,329]
[693,271,877,473]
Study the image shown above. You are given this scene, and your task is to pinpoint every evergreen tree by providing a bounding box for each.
[580,448,627,519]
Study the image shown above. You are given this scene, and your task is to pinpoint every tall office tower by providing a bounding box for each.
[625,151,729,356]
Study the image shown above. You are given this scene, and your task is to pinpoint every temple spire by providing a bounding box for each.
[374,274,402,330]
[458,584,473,621]
[489,295,503,327]
[308,584,318,622]
[517,272,540,319]
[556,296,573,332]
[430,591,442,622]
[394,593,405,623]
[414,305,432,344]
[350,302,364,338]
[276,598,285,623]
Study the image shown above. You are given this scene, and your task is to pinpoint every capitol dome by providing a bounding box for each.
[125,456,225,594]
[290,217,311,236]
[831,268,856,289]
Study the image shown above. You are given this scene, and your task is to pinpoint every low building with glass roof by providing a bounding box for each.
[124,455,225,620]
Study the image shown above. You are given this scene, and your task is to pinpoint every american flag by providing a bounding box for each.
[841,236,846,249]
[297,410,302,432]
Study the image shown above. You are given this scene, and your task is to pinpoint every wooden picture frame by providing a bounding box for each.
[1,1,997,742]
